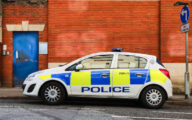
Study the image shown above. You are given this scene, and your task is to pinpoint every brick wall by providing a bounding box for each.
[2,3,48,87]
[2,0,192,87]
[48,0,160,63]
[0,42,2,86]
[48,0,192,63]
[160,0,192,63]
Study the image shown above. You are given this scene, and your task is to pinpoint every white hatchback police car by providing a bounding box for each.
[23,48,172,109]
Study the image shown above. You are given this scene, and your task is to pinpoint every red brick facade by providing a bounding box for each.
[161,0,192,62]
[1,0,192,87]
[0,42,2,86]
[1,3,48,87]
[48,1,160,62]
[48,0,192,63]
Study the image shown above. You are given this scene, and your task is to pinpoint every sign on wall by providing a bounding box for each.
[39,42,48,54]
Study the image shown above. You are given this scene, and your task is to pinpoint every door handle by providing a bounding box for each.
[119,72,130,75]
[135,73,144,77]
[16,50,19,59]
[101,74,110,78]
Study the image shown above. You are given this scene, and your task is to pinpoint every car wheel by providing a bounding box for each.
[140,86,166,109]
[40,82,66,105]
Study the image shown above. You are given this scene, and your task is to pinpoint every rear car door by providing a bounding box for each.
[112,54,149,97]
[67,54,114,97]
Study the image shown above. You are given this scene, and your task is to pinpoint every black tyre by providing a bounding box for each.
[140,86,166,109]
[40,82,66,105]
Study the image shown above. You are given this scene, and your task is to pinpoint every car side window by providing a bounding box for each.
[66,54,113,71]
[118,55,147,69]
[81,55,113,70]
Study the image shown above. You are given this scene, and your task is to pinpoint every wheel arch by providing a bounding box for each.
[139,84,168,100]
[38,79,68,97]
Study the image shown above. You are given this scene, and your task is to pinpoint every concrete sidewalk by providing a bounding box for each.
[166,95,192,106]
[0,88,191,106]
[0,88,25,99]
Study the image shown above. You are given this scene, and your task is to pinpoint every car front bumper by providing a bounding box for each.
[23,77,43,97]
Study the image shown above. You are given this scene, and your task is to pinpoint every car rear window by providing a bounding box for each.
[157,59,164,67]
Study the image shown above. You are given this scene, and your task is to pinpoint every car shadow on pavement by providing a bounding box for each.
[66,97,141,107]
[24,97,142,108]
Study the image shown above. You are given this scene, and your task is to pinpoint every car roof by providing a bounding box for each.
[93,52,156,58]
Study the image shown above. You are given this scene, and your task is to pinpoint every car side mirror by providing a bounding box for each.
[76,64,83,71]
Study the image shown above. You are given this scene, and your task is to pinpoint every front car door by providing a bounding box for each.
[66,54,114,97]
[112,53,149,98]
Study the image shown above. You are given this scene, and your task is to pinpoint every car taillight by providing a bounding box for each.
[160,69,170,79]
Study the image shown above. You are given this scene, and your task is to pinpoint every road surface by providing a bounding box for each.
[0,98,191,120]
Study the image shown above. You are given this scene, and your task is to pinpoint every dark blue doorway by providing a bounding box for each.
[13,32,39,87]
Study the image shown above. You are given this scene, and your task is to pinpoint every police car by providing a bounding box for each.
[23,48,172,109]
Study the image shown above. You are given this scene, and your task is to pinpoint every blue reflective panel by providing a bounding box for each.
[91,70,110,85]
[13,32,39,87]
[52,73,71,86]
[130,69,150,84]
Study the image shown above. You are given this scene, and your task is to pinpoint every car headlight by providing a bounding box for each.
[26,77,33,81]
[26,71,44,81]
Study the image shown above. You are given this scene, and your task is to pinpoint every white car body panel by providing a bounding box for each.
[23,52,172,99]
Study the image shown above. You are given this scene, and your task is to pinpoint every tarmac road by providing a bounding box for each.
[0,97,192,120]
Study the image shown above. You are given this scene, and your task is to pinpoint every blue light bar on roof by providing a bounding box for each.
[112,48,123,52]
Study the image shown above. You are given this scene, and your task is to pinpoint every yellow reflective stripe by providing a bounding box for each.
[39,74,51,80]
[112,70,130,85]
[150,69,167,84]
[110,70,113,85]
[71,71,91,85]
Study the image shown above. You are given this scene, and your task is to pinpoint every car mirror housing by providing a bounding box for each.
[76,64,83,71]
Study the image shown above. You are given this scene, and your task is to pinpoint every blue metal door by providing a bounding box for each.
[13,32,39,87]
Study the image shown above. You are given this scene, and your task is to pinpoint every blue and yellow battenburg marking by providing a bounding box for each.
[39,73,71,85]
[39,69,167,86]
[150,69,167,84]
